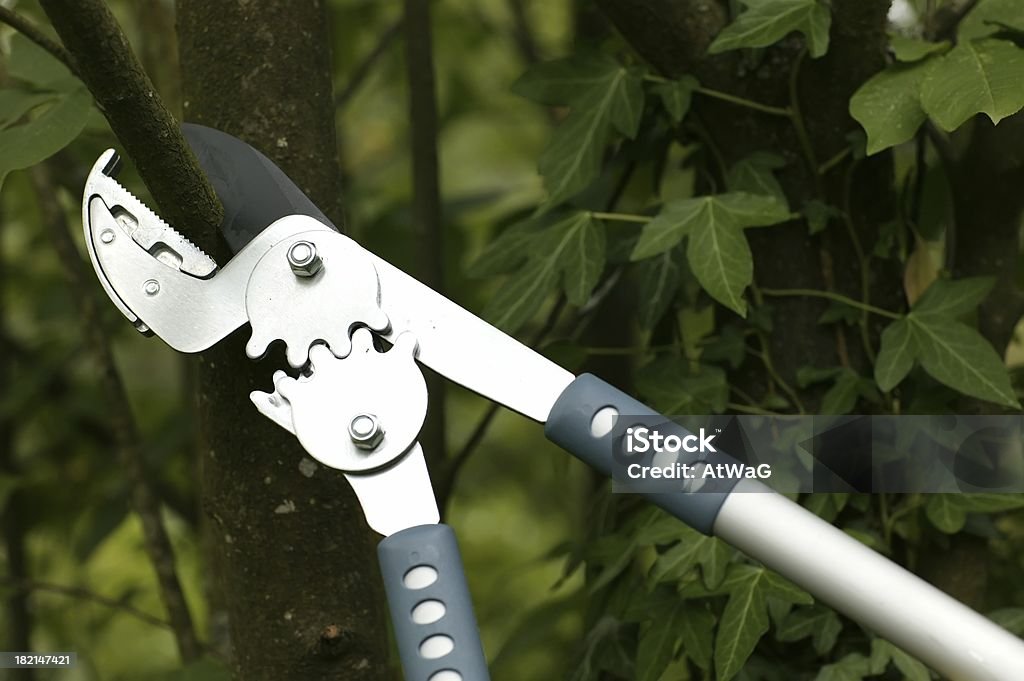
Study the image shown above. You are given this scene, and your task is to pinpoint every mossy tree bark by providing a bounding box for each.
[176,2,392,679]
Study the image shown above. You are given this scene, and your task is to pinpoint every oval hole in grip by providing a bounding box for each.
[590,406,618,438]
[403,565,438,590]
[429,671,463,681]
[419,634,455,659]
[412,599,447,625]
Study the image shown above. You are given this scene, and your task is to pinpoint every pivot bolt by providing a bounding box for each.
[349,413,384,450]
[287,240,323,277]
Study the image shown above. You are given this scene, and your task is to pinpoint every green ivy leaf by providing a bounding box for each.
[648,527,732,590]
[636,359,729,414]
[653,76,699,123]
[872,640,930,681]
[814,652,871,681]
[727,152,788,207]
[649,535,705,585]
[912,276,995,318]
[635,247,685,329]
[714,576,771,681]
[803,199,840,235]
[910,316,1020,409]
[870,276,1016,406]
[714,565,812,681]
[776,606,843,655]
[957,494,1024,513]
[709,0,832,59]
[7,33,75,86]
[633,509,691,546]
[687,204,756,317]
[482,212,606,331]
[989,608,1024,635]
[889,34,951,62]
[700,324,747,369]
[0,90,57,130]
[0,86,92,190]
[959,0,1024,41]
[631,193,791,316]
[875,318,918,391]
[821,369,861,415]
[920,38,1024,132]
[678,606,715,670]
[926,494,967,533]
[803,493,849,523]
[699,537,732,589]
[563,215,607,305]
[483,256,560,333]
[511,52,622,106]
[630,198,708,260]
[849,62,929,155]
[636,600,686,681]
[797,366,842,388]
[536,63,644,204]
[466,218,547,277]
[818,300,860,326]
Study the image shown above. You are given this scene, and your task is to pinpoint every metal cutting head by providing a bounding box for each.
[83,137,573,416]
[81,137,572,536]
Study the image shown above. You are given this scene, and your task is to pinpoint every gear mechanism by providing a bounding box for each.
[271,328,426,472]
[245,230,390,367]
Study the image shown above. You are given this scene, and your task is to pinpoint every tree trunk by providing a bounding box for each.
[176,3,392,679]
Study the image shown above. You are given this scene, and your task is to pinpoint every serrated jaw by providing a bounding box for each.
[84,149,218,278]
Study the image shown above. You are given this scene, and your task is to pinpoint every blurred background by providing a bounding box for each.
[3,0,1024,680]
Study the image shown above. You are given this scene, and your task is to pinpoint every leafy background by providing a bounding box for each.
[2,0,1024,679]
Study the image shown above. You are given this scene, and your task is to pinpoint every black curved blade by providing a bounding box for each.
[182,123,337,254]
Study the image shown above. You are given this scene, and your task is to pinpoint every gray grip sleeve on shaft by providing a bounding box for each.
[544,373,739,535]
[378,524,490,681]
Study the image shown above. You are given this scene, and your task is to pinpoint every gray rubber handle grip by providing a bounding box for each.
[378,524,489,681]
[544,373,740,535]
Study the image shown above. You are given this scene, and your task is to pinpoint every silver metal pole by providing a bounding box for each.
[714,481,1024,681]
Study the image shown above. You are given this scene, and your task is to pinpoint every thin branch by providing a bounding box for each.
[642,75,791,117]
[787,49,824,196]
[696,86,791,117]
[334,19,402,110]
[439,296,568,509]
[29,163,202,663]
[37,0,223,253]
[507,0,541,64]
[759,287,902,320]
[818,146,851,176]
[404,0,449,501]
[925,121,960,273]
[589,211,651,224]
[0,7,78,77]
[1,578,175,631]
[929,0,981,42]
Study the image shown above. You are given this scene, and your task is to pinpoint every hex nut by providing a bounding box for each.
[287,240,323,277]
[349,413,384,450]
